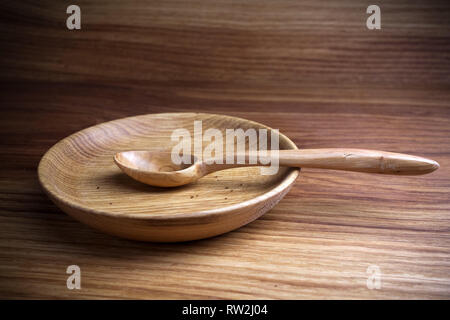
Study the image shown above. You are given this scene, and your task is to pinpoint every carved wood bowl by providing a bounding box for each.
[38,113,299,242]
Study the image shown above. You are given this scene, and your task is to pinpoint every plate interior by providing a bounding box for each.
[39,113,297,216]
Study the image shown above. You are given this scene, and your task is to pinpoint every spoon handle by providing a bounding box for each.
[271,148,439,175]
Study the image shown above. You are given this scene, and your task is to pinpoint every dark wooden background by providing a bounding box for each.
[1,0,449,299]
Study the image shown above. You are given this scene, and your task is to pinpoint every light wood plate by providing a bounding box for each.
[38,113,299,242]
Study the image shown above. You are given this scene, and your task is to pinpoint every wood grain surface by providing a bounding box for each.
[1,0,450,299]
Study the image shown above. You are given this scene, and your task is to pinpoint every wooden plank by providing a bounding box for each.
[0,0,449,299]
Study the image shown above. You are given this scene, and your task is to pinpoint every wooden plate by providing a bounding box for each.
[38,113,299,242]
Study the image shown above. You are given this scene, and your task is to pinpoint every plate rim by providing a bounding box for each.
[38,112,300,220]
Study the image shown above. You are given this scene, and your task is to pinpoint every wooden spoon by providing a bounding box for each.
[114,149,439,187]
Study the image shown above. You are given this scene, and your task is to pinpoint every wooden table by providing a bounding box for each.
[1,0,449,299]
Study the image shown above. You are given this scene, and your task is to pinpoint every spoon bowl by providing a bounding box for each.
[114,151,202,187]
